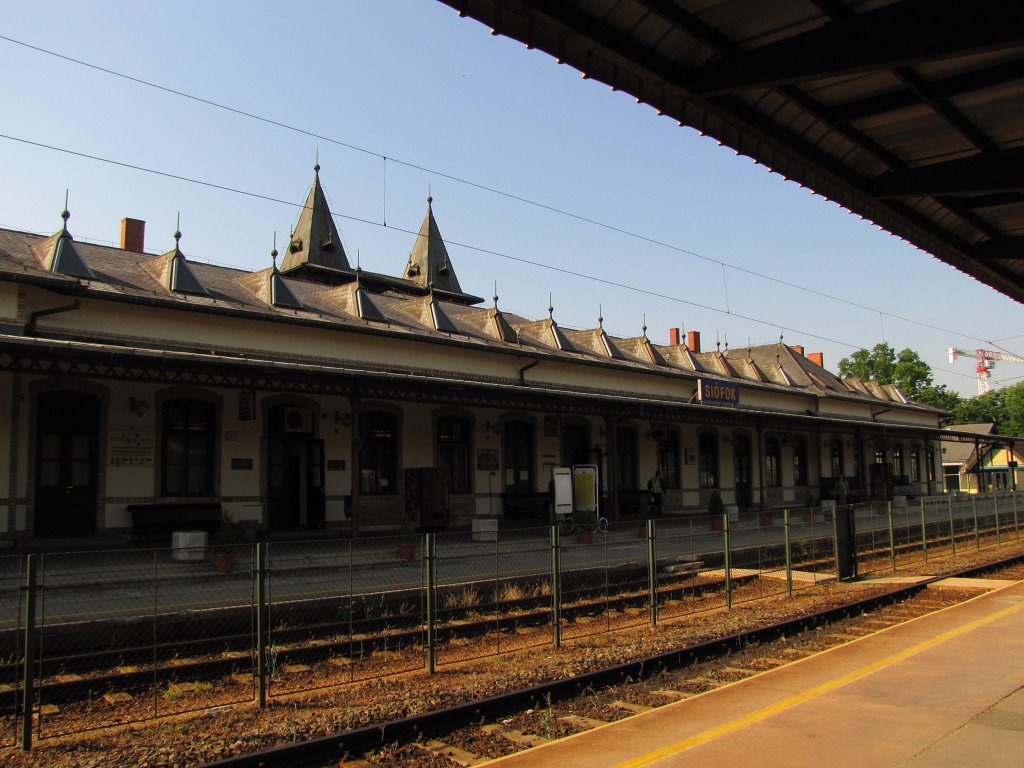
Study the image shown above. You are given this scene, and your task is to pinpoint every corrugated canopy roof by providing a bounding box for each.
[440,0,1024,304]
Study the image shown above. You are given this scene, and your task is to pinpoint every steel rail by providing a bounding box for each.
[194,553,1024,768]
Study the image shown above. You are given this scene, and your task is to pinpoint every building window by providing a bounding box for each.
[699,432,719,489]
[360,411,398,494]
[927,446,936,482]
[910,448,920,482]
[874,447,886,464]
[615,426,638,491]
[765,437,781,487]
[793,437,808,486]
[830,440,844,478]
[893,444,905,478]
[503,420,534,492]
[162,399,215,496]
[437,415,471,493]
[659,429,681,489]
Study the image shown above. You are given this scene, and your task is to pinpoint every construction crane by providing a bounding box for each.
[948,347,1024,394]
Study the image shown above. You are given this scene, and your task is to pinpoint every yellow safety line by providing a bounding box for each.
[616,599,1024,768]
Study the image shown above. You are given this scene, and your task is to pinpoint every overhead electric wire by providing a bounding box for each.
[2,132,891,352]
[0,33,1005,350]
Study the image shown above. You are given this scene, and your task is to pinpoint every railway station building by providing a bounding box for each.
[0,167,984,541]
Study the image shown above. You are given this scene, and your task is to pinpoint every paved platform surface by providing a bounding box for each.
[481,579,1024,768]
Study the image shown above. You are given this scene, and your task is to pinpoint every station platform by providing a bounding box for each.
[482,578,1024,768]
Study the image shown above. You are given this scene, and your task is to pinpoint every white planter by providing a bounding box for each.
[172,530,207,562]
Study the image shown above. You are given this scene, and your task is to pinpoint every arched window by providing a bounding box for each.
[699,432,719,489]
[910,447,921,481]
[615,426,638,491]
[765,437,781,487]
[503,420,534,492]
[359,411,398,494]
[793,437,808,486]
[162,398,215,496]
[437,415,471,493]
[893,444,905,478]
[658,429,681,489]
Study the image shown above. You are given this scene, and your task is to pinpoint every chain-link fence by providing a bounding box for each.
[5,490,1022,751]
[0,555,23,749]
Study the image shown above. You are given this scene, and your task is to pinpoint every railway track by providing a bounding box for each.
[194,554,1024,768]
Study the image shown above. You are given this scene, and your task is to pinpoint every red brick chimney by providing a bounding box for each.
[687,330,701,353]
[120,218,145,253]
[794,345,805,356]
[669,327,680,346]
[808,352,824,368]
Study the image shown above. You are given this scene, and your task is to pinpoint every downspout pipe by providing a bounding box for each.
[518,358,539,384]
[27,300,81,335]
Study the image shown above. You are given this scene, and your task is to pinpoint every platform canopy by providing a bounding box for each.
[440,0,1024,304]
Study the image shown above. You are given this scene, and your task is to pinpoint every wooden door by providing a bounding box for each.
[36,391,99,536]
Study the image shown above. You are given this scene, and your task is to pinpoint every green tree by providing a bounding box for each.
[838,342,939,401]
[946,382,1024,438]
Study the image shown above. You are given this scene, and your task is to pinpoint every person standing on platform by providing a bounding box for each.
[647,470,663,516]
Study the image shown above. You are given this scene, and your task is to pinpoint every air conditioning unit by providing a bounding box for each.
[282,406,313,433]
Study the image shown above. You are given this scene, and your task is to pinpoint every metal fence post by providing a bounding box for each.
[647,519,657,628]
[887,502,896,571]
[723,513,732,610]
[919,498,928,563]
[425,533,436,674]
[994,493,1001,544]
[551,525,561,648]
[21,554,37,752]
[973,494,980,550]
[784,509,793,596]
[948,494,956,556]
[255,542,267,708]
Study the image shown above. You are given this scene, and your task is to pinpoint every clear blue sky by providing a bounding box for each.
[2,1,1021,396]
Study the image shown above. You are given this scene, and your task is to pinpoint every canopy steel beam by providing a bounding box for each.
[688,0,1024,96]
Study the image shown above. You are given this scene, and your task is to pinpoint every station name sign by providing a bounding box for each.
[698,379,740,406]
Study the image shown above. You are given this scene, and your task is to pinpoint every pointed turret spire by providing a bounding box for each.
[281,162,351,273]
[32,195,95,279]
[141,216,208,296]
[403,194,464,295]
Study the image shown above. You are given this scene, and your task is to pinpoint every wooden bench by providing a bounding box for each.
[127,503,223,542]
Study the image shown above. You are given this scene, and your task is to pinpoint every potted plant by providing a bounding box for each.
[213,511,239,574]
[708,491,724,531]
[573,506,597,544]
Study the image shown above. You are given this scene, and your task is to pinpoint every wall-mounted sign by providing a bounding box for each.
[238,390,255,421]
[327,460,346,471]
[108,427,154,467]
[698,379,740,406]
[231,458,254,470]
[476,448,499,471]
[544,414,561,437]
